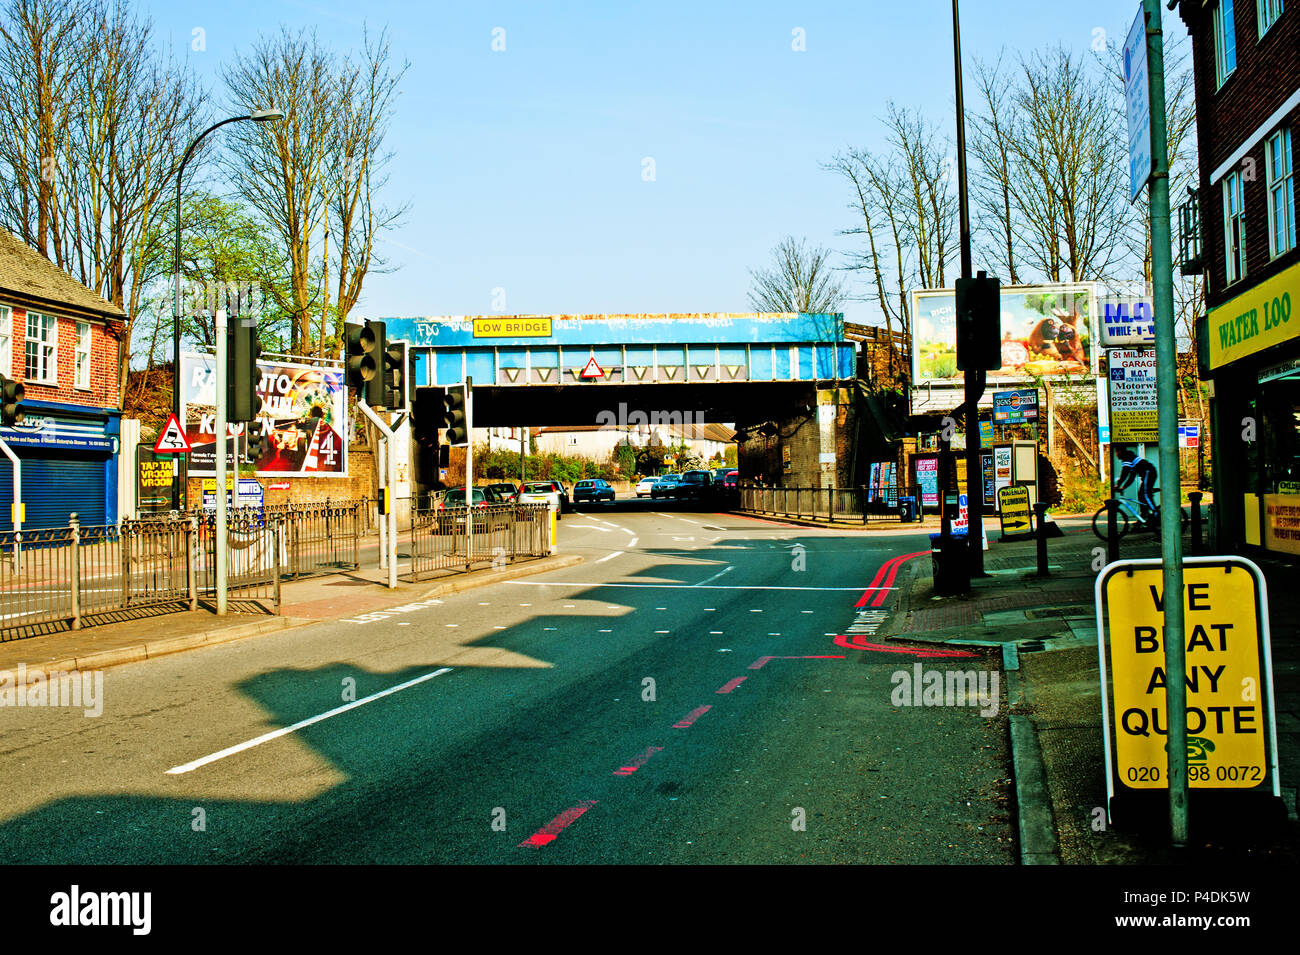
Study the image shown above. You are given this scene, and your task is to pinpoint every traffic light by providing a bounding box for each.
[413,387,444,446]
[363,320,387,407]
[956,271,1002,372]
[245,421,267,465]
[345,322,379,396]
[382,340,407,411]
[0,374,24,427]
[443,384,468,446]
[227,318,263,422]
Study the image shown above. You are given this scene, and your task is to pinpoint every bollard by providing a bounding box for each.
[69,513,81,630]
[1034,502,1049,577]
[1189,491,1203,555]
[1106,497,1120,565]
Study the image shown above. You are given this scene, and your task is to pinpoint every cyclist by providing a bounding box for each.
[1114,447,1159,527]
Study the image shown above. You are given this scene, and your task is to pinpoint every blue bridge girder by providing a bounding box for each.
[379,313,857,388]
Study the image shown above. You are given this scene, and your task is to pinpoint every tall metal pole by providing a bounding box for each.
[172,111,283,511]
[387,417,399,590]
[1144,0,1188,847]
[214,308,229,615]
[953,0,985,576]
[465,376,474,572]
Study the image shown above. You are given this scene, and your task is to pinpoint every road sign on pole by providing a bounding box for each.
[154,413,192,454]
[1124,6,1153,201]
[580,357,603,379]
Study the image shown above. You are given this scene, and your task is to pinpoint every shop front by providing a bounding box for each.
[0,400,120,531]
[1206,260,1300,556]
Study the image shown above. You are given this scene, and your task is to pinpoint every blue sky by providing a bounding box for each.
[140,0,1185,327]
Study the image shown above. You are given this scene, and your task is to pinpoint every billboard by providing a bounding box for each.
[911,283,1097,383]
[180,353,348,477]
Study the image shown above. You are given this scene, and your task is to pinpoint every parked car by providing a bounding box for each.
[673,469,714,503]
[486,482,518,501]
[437,487,492,509]
[537,479,570,510]
[650,474,682,499]
[517,481,563,518]
[712,467,733,484]
[573,478,616,503]
[635,476,658,497]
[720,470,739,505]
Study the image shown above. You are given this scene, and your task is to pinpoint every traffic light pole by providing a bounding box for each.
[953,0,985,578]
[465,376,474,574]
[0,437,20,572]
[215,308,229,615]
[356,398,401,589]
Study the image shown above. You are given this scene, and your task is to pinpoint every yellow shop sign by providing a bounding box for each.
[1208,261,1298,369]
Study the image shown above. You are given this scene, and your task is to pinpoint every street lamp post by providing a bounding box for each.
[171,108,284,511]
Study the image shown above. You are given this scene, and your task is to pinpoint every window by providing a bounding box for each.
[1266,128,1295,257]
[1214,0,1237,88]
[75,321,91,388]
[1223,169,1247,284]
[25,311,57,383]
[0,305,11,377]
[1257,0,1284,36]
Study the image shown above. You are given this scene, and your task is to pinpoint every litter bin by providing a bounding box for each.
[899,496,917,523]
[929,531,970,596]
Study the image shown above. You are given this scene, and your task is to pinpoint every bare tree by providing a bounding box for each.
[0,0,87,260]
[748,236,846,315]
[223,25,408,358]
[0,0,208,401]
[325,28,409,354]
[222,27,336,356]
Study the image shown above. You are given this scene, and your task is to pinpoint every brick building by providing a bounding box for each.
[1176,0,1299,555]
[0,228,126,530]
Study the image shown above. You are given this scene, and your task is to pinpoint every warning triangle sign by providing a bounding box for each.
[154,414,192,454]
[580,357,604,379]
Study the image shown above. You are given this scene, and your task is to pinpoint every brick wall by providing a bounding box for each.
[1,302,121,407]
[1182,2,1300,309]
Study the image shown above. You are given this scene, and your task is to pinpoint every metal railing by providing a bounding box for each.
[409,503,551,582]
[194,510,282,612]
[738,484,923,523]
[264,501,360,579]
[1,514,197,638]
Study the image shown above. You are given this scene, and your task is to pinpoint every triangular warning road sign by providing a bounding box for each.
[154,414,192,454]
[580,357,604,379]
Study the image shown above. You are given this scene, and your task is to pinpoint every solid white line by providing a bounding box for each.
[595,551,624,563]
[569,524,612,532]
[509,581,872,591]
[165,667,454,775]
[692,565,734,587]
[627,537,638,548]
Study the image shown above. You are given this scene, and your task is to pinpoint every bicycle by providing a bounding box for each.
[1092,491,1189,541]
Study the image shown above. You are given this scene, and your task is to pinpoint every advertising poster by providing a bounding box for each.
[993,446,1013,505]
[915,456,939,507]
[912,284,1096,382]
[992,389,1039,424]
[1108,349,1158,444]
[181,353,348,478]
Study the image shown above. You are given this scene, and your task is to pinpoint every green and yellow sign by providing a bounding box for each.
[1100,558,1277,794]
[1208,260,1298,370]
[996,485,1032,538]
[472,317,552,338]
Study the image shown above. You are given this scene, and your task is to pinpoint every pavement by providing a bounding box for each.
[0,549,583,682]
[877,515,1300,864]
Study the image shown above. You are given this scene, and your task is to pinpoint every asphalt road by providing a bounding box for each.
[0,509,1015,863]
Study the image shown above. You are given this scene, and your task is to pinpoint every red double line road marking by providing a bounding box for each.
[748,654,846,670]
[613,745,664,776]
[672,704,712,729]
[856,551,929,608]
[518,799,599,848]
[716,677,748,694]
[832,634,978,658]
